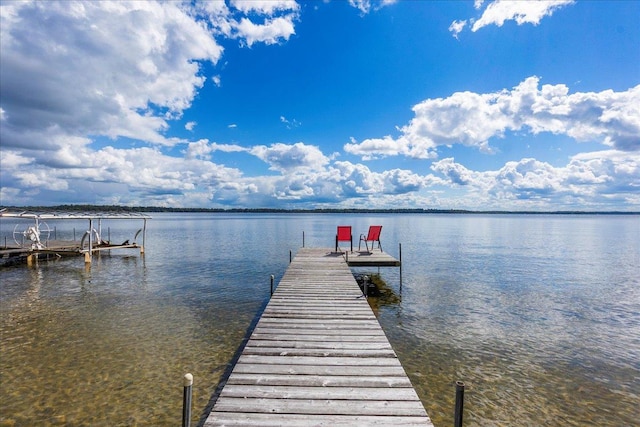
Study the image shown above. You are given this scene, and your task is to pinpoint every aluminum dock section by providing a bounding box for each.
[204,247,432,426]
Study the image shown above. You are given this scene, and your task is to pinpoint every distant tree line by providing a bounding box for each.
[1,204,637,215]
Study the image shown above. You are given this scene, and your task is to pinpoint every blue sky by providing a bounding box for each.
[1,0,638,210]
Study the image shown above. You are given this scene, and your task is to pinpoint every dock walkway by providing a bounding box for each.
[204,248,433,426]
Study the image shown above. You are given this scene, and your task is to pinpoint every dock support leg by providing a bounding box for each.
[142,219,147,253]
[86,218,93,264]
[399,243,403,292]
[454,380,465,427]
[27,254,36,266]
[182,373,193,427]
[270,274,275,296]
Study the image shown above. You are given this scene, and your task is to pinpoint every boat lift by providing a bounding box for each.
[0,208,151,265]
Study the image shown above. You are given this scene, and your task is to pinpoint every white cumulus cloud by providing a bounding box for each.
[0,0,303,156]
[250,142,329,173]
[345,77,640,160]
[449,20,467,39]
[0,1,223,151]
[450,0,574,36]
[348,0,397,15]
[431,151,640,208]
[472,0,575,31]
[233,16,297,47]
[231,0,300,16]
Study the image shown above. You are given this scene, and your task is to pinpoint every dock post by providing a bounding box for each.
[363,275,368,298]
[141,218,147,254]
[270,274,275,296]
[454,380,465,427]
[289,250,292,263]
[399,243,403,292]
[303,231,305,247]
[182,373,193,427]
[86,219,93,264]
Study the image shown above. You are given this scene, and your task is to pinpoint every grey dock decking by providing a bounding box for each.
[345,248,401,267]
[204,248,432,426]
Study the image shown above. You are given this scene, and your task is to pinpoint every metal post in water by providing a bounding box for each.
[73,228,76,241]
[303,231,305,247]
[270,274,275,296]
[141,218,147,255]
[86,219,93,264]
[54,226,57,240]
[108,227,111,243]
[454,380,465,427]
[289,250,292,263]
[182,373,193,427]
[399,243,403,292]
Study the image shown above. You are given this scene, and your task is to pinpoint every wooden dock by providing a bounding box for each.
[204,248,432,426]
[0,241,143,267]
[344,248,401,267]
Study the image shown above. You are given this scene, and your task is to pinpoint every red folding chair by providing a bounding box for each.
[335,226,352,252]
[359,225,382,252]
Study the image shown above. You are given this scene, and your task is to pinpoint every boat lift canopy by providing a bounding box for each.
[0,208,151,264]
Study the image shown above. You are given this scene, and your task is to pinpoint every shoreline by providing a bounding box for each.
[2,205,638,215]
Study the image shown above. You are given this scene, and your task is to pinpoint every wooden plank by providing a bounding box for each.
[241,348,397,358]
[231,364,410,377]
[236,355,403,366]
[206,413,431,427]
[262,307,374,315]
[219,384,422,401]
[252,328,385,336]
[246,339,392,350]
[225,373,413,387]
[211,397,428,416]
[254,319,383,329]
[249,333,389,342]
[204,247,432,426]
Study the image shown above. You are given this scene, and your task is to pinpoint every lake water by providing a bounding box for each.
[1,213,638,426]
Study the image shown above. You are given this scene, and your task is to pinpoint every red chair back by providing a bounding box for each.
[367,225,382,241]
[337,226,352,241]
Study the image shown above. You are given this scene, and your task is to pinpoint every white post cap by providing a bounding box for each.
[183,373,193,387]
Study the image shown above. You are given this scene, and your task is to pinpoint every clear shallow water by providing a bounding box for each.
[1,213,638,426]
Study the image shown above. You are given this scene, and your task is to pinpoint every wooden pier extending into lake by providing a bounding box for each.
[204,247,433,426]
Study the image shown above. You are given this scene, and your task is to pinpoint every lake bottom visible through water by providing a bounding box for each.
[1,213,638,426]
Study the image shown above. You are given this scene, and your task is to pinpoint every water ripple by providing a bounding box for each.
[1,213,638,426]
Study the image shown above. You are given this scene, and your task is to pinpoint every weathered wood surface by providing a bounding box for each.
[345,248,401,267]
[204,248,432,426]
